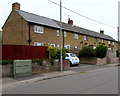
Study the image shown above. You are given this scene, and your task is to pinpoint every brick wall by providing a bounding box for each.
[2,10,118,51]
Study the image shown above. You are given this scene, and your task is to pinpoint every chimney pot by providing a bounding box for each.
[68,18,73,25]
[100,30,104,34]
[12,2,20,11]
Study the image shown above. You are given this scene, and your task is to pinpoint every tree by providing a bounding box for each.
[95,44,108,59]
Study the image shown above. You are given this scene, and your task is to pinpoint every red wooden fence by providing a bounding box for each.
[1,45,48,60]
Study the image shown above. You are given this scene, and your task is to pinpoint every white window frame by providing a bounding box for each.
[74,33,79,39]
[93,46,96,49]
[34,25,44,34]
[94,37,98,42]
[108,41,111,44]
[50,44,56,47]
[102,39,104,43]
[74,46,79,50]
[57,44,60,49]
[84,35,88,41]
[64,31,67,37]
[34,42,44,46]
[57,30,60,36]
[64,45,70,50]
[112,42,114,45]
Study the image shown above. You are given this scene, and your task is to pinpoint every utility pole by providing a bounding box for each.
[118,26,120,63]
[60,0,63,71]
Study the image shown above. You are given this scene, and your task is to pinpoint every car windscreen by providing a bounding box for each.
[70,53,77,57]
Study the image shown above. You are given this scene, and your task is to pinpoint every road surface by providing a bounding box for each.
[3,66,118,94]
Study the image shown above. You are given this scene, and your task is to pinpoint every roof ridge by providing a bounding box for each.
[17,10,52,20]
[17,10,116,41]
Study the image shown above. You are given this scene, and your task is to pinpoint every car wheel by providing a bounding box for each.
[70,62,74,67]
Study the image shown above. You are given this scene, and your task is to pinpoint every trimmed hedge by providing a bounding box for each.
[78,46,95,58]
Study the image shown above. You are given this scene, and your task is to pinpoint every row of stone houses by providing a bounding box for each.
[2,2,119,53]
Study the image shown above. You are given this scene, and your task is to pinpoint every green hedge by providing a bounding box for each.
[78,46,95,58]
[95,44,108,59]
[0,60,13,65]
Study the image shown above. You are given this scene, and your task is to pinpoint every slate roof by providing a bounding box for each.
[54,20,116,41]
[17,10,116,42]
[17,10,60,28]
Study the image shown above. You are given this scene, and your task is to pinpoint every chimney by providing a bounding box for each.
[12,2,20,11]
[68,18,73,25]
[100,30,104,34]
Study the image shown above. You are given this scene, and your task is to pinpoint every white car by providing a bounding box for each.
[65,53,80,66]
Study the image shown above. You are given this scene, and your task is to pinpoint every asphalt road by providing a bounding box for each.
[3,66,118,94]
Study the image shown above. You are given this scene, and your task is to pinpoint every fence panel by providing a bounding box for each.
[1,45,48,60]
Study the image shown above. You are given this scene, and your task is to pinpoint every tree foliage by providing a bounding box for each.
[47,46,66,59]
[78,46,95,58]
[95,44,108,59]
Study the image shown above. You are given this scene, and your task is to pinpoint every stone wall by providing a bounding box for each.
[96,58,107,65]
[32,59,60,75]
[80,57,97,65]
[1,59,70,77]
[107,50,118,64]
[2,64,13,77]
[80,57,107,65]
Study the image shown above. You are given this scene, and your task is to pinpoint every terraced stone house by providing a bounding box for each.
[2,2,118,53]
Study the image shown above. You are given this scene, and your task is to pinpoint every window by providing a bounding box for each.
[34,25,44,33]
[94,38,98,42]
[57,30,60,36]
[50,44,56,47]
[74,33,79,39]
[74,46,79,50]
[108,41,110,44]
[112,42,114,45]
[66,54,69,57]
[64,31,67,37]
[102,40,104,43]
[34,42,44,46]
[70,53,77,57]
[57,44,60,49]
[84,35,88,41]
[93,46,96,49]
[64,45,70,49]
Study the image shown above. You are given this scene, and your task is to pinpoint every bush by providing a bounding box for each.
[47,46,66,59]
[95,44,108,59]
[0,60,13,65]
[78,46,95,58]
[47,46,59,59]
[32,59,44,66]
[56,48,66,60]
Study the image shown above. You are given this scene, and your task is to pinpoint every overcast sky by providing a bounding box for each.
[0,0,119,40]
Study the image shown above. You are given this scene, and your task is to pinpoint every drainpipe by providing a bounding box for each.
[28,23,31,46]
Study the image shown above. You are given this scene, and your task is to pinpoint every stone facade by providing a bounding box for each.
[2,59,70,77]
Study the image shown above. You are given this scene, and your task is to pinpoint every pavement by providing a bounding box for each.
[1,63,119,89]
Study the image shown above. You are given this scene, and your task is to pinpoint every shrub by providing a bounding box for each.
[32,59,44,65]
[0,60,13,65]
[47,46,66,59]
[56,48,66,60]
[47,46,59,59]
[78,46,95,58]
[95,44,108,59]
